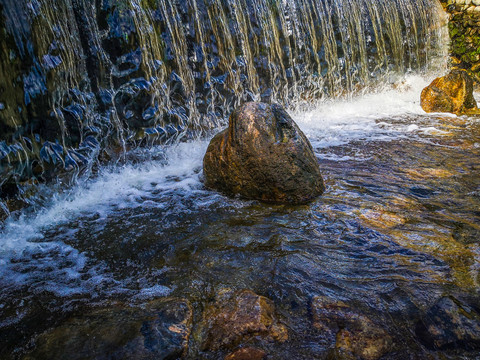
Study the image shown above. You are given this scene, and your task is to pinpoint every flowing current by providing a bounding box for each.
[1,0,446,202]
[2,1,480,359]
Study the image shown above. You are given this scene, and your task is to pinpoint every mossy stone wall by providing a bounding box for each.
[441,0,480,82]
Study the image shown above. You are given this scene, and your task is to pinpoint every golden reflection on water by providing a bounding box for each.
[353,122,480,290]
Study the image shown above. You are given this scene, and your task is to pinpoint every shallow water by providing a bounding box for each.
[1,75,480,358]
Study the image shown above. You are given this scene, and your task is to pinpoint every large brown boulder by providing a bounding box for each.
[203,102,325,204]
[420,70,477,114]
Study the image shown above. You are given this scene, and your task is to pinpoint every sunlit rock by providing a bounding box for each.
[224,347,266,360]
[421,85,456,113]
[360,209,407,229]
[200,289,288,351]
[24,298,192,360]
[312,296,393,360]
[420,70,478,114]
[403,167,455,180]
[203,102,325,204]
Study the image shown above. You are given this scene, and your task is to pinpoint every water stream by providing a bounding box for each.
[2,74,480,358]
[1,0,480,359]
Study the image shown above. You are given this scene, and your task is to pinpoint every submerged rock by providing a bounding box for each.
[312,296,393,360]
[416,296,480,350]
[420,70,478,114]
[224,347,266,360]
[25,298,192,360]
[203,102,325,204]
[200,289,288,351]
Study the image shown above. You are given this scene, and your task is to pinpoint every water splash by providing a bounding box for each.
[0,0,448,208]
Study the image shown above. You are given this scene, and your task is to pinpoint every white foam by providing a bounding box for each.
[293,75,447,148]
[0,141,209,254]
[0,141,212,297]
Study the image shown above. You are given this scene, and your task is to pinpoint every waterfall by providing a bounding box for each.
[0,0,447,211]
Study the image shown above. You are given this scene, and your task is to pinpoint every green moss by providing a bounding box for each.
[466,51,479,63]
[141,0,157,10]
[452,37,467,55]
[448,22,461,37]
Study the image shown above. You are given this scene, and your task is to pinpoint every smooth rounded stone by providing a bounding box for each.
[24,298,193,360]
[200,289,288,351]
[224,347,266,360]
[415,296,480,349]
[312,296,393,360]
[420,69,478,114]
[203,102,325,204]
[473,0,480,5]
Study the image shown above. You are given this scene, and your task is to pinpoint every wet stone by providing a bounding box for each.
[416,296,480,350]
[24,298,192,360]
[203,102,325,204]
[224,347,266,360]
[420,85,455,113]
[312,296,393,360]
[420,70,478,115]
[200,289,288,352]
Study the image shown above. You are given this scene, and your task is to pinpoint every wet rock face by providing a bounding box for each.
[24,298,192,360]
[420,70,477,114]
[420,86,456,113]
[416,296,480,350]
[312,296,393,360]
[200,289,288,352]
[203,102,325,204]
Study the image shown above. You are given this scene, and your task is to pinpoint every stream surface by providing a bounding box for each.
[1,75,480,359]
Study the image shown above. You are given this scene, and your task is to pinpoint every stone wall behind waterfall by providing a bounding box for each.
[0,0,447,211]
[441,0,480,82]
